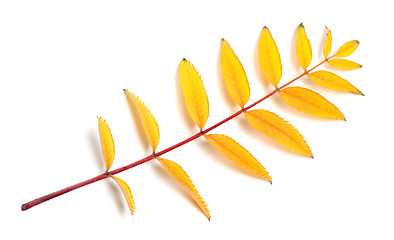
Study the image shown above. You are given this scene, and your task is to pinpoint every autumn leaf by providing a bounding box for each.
[204,134,271,183]
[327,59,362,70]
[21,24,365,219]
[308,70,363,94]
[156,157,210,220]
[258,26,282,87]
[124,90,160,152]
[110,175,135,215]
[333,40,359,58]
[98,117,115,171]
[279,86,345,120]
[179,59,209,130]
[296,23,312,71]
[244,110,312,157]
[220,39,250,108]
[323,26,332,59]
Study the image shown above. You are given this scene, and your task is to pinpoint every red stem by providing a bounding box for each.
[21,58,328,211]
[21,174,108,211]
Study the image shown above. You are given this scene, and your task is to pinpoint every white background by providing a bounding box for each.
[1,0,393,239]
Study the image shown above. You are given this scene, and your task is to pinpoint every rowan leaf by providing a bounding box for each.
[308,70,363,95]
[258,26,282,87]
[323,26,332,59]
[296,23,312,71]
[204,134,271,183]
[333,40,359,58]
[156,157,210,220]
[220,39,250,108]
[179,59,209,130]
[279,86,345,120]
[244,109,312,157]
[124,90,160,151]
[97,117,115,171]
[327,59,362,70]
[110,175,135,215]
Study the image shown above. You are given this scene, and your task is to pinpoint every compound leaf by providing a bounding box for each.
[204,134,271,183]
[244,109,312,157]
[279,86,345,120]
[179,59,209,130]
[156,157,210,220]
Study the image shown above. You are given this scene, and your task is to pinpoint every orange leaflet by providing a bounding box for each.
[327,59,362,70]
[258,26,282,87]
[124,90,160,152]
[323,26,332,59]
[279,86,345,120]
[98,117,115,171]
[220,39,250,108]
[179,59,209,130]
[204,134,271,183]
[156,157,210,220]
[296,23,312,70]
[333,40,359,58]
[244,109,312,157]
[110,175,135,215]
[308,70,363,94]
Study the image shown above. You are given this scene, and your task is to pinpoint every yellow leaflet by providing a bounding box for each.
[334,40,359,58]
[110,175,135,215]
[220,39,250,108]
[204,134,271,183]
[179,59,209,130]
[156,157,210,220]
[244,110,312,158]
[124,90,160,151]
[308,70,363,95]
[279,86,345,120]
[296,23,312,71]
[258,26,282,87]
[323,27,332,59]
[98,117,115,171]
[327,59,362,70]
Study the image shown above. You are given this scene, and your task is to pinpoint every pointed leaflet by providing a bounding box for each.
[204,134,271,182]
[98,117,115,171]
[220,39,250,108]
[333,40,359,58]
[244,110,312,157]
[110,175,135,215]
[308,70,363,94]
[258,26,282,87]
[156,157,210,220]
[327,59,362,70]
[296,23,312,70]
[124,90,160,152]
[179,59,209,130]
[323,27,332,59]
[279,86,345,120]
